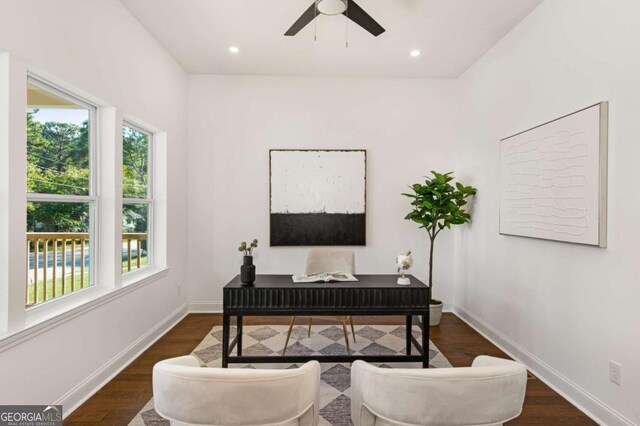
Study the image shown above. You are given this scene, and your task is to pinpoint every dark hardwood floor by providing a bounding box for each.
[65,313,595,425]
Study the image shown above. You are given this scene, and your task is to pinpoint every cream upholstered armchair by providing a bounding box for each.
[351,356,527,426]
[284,248,357,354]
[153,356,321,426]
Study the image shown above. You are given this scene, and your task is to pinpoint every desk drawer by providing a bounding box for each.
[224,287,429,310]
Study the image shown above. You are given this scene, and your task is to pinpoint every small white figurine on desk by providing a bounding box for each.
[396,251,413,285]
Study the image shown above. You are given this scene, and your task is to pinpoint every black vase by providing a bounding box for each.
[241,256,255,285]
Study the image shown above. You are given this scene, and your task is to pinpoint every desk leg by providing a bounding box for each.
[237,316,243,356]
[405,315,412,355]
[422,311,430,368]
[222,313,230,368]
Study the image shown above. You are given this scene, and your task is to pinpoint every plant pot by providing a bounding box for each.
[241,256,255,285]
[429,300,443,326]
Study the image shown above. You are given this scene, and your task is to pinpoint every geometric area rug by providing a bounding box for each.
[129,323,452,426]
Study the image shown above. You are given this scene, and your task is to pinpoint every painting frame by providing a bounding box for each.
[269,149,367,247]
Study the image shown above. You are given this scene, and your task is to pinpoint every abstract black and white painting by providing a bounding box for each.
[270,149,366,246]
[499,102,608,247]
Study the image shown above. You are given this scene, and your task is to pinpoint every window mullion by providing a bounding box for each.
[26,193,96,203]
[122,198,150,205]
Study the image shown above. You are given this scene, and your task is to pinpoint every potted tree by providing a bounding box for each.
[403,171,477,326]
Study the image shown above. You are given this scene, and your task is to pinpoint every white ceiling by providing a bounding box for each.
[120,0,542,78]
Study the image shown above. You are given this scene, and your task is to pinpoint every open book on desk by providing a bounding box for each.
[292,272,358,283]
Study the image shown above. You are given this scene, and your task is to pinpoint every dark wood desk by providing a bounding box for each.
[222,274,431,367]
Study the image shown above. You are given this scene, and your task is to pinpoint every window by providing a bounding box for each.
[1,65,169,337]
[26,76,97,307]
[122,122,152,274]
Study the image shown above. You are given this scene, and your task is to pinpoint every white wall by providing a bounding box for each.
[4,1,637,423]
[0,0,188,413]
[187,75,458,308]
[454,0,640,424]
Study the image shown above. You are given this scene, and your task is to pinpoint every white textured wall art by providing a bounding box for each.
[499,103,608,246]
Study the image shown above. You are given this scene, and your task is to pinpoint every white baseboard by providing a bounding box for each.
[59,303,188,418]
[453,305,635,426]
[189,301,223,313]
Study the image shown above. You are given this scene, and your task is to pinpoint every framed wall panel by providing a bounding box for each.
[270,149,366,246]
[499,102,608,247]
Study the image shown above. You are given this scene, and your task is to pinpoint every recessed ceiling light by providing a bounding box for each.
[410,50,421,57]
[229,46,240,54]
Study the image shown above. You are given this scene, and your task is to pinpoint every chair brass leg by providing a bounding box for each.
[349,316,356,343]
[283,316,296,356]
[308,317,313,338]
[342,320,350,354]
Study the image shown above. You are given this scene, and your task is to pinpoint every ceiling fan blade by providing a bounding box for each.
[343,0,385,37]
[285,3,317,36]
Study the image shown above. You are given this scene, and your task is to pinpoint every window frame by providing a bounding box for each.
[25,74,99,308]
[1,61,170,343]
[121,120,154,274]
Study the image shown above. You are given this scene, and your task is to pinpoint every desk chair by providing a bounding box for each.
[283,248,356,355]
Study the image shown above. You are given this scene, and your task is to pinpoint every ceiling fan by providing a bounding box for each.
[285,0,385,37]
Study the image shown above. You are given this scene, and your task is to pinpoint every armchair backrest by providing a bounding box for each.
[305,248,355,274]
[351,356,527,426]
[153,356,321,426]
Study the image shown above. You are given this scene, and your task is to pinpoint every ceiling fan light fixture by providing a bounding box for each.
[316,0,347,16]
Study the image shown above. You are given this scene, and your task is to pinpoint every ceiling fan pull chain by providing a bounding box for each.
[345,1,349,48]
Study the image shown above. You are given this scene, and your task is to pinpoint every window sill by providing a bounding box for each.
[0,266,169,353]
[122,265,162,287]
